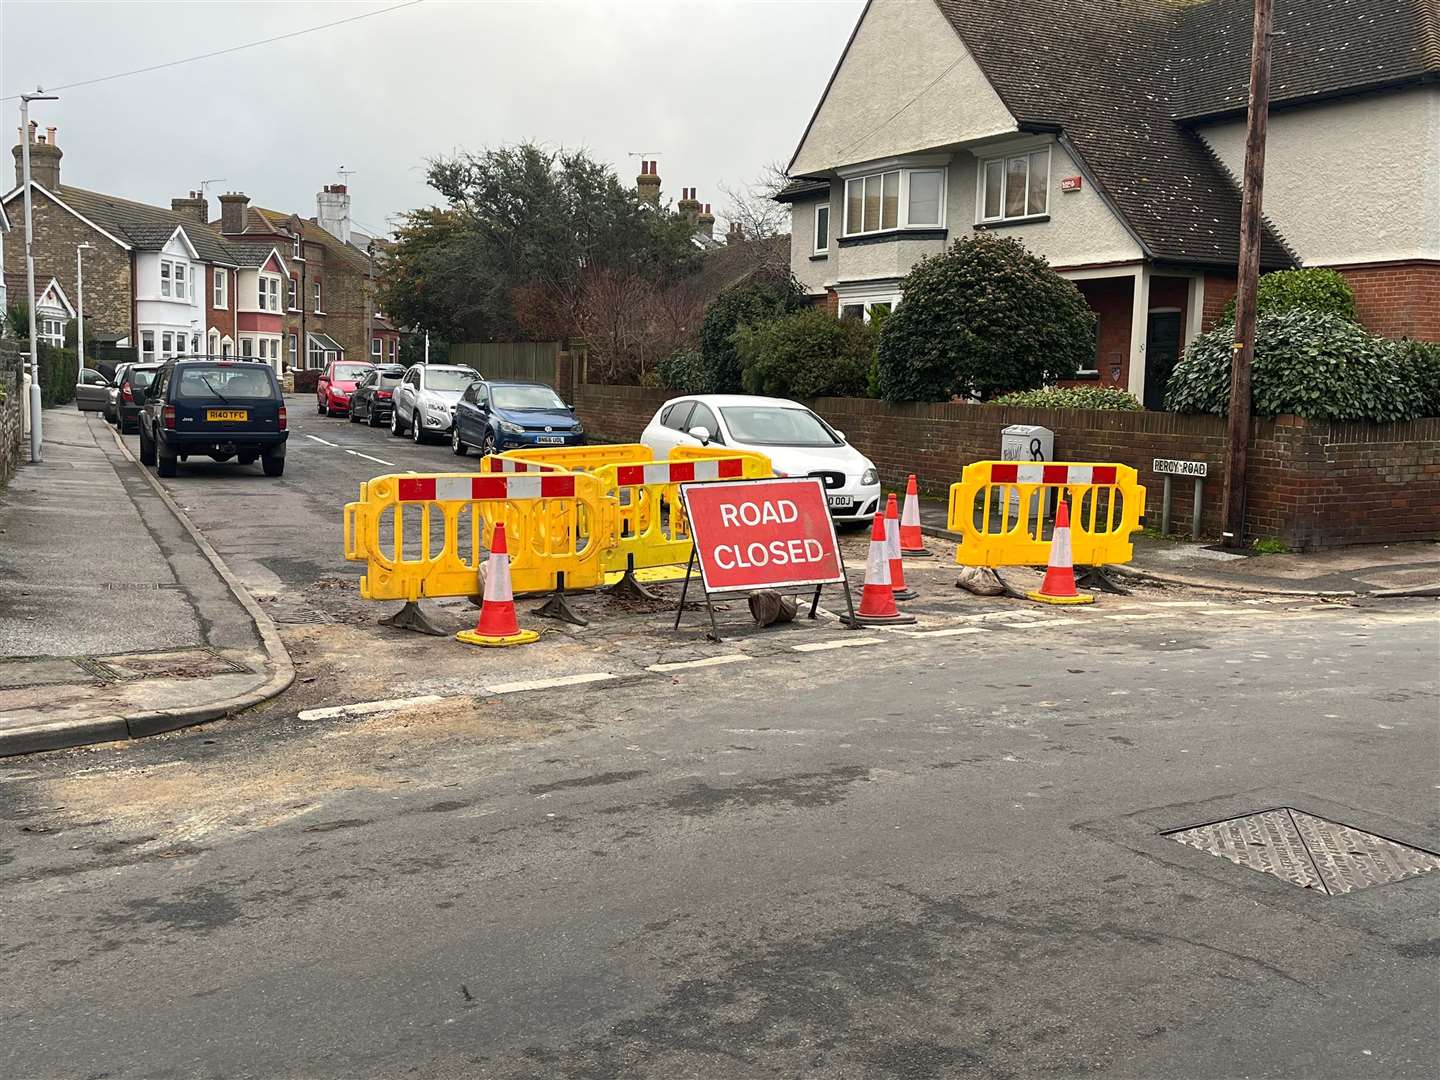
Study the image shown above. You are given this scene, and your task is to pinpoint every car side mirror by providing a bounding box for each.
[687,425,712,445]
[834,429,847,442]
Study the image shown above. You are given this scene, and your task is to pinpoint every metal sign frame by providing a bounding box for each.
[674,476,857,641]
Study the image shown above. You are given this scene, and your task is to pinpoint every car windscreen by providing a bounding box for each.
[719,406,841,447]
[174,366,278,400]
[130,368,158,389]
[493,385,566,411]
[425,369,478,392]
[334,364,371,380]
[377,373,405,387]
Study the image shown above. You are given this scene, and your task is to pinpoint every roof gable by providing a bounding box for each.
[37,277,76,317]
[262,252,285,274]
[1,182,131,250]
[789,0,1016,176]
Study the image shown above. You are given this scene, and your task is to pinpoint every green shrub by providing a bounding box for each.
[694,277,807,393]
[875,233,1095,403]
[732,308,874,399]
[1392,339,1440,417]
[657,348,708,394]
[37,344,78,408]
[1219,268,1357,324]
[1165,309,1426,421]
[990,386,1143,411]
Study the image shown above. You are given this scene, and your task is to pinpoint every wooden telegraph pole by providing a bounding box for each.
[1221,0,1275,549]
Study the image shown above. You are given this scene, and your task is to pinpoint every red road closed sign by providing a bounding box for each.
[681,476,845,594]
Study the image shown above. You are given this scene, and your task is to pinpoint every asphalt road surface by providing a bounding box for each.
[2,403,1437,1079]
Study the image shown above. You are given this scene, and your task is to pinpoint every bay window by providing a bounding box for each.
[141,331,155,361]
[174,262,187,300]
[258,275,281,312]
[842,166,947,237]
[979,148,1050,223]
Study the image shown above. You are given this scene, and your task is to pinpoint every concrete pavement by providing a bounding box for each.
[0,409,292,754]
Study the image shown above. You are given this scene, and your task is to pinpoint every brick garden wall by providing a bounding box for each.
[573,383,1440,549]
[0,341,24,487]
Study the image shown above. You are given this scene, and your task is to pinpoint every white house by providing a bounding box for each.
[134,227,205,362]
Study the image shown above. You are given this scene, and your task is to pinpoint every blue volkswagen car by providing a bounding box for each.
[450,380,585,457]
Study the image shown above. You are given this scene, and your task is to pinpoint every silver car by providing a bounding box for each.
[389,364,481,444]
[74,368,111,413]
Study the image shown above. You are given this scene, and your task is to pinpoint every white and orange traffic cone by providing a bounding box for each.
[899,474,931,556]
[884,493,917,600]
[457,522,542,646]
[846,511,916,626]
[1027,498,1095,606]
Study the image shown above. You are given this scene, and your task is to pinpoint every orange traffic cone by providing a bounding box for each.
[457,522,542,646]
[884,493,917,600]
[899,474,931,555]
[1027,498,1095,606]
[846,511,915,626]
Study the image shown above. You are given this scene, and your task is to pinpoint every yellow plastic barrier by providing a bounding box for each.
[344,471,615,601]
[669,444,774,477]
[593,453,773,573]
[499,443,652,474]
[947,461,1145,567]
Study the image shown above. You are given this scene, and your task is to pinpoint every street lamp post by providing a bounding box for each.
[76,242,93,379]
[20,88,59,464]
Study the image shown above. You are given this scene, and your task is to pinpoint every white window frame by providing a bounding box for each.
[388,338,397,361]
[288,276,298,311]
[173,261,187,300]
[313,280,323,314]
[174,333,187,357]
[288,333,298,367]
[257,274,281,312]
[292,233,303,259]
[209,329,220,357]
[161,331,174,357]
[38,314,65,347]
[141,330,156,361]
[841,166,947,238]
[813,203,830,255]
[159,260,172,298]
[371,337,382,358]
[241,336,254,358]
[212,267,227,309]
[308,336,325,368]
[976,146,1051,224]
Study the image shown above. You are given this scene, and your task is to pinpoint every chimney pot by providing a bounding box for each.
[45,125,57,147]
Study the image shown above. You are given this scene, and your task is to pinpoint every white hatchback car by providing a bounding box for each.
[640,394,882,525]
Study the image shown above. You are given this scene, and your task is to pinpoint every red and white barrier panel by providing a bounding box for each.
[487,458,559,473]
[990,463,1118,486]
[397,474,577,502]
[614,458,745,487]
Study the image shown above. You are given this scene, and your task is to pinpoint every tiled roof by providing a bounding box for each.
[51,184,241,265]
[774,178,830,203]
[931,0,1317,266]
[1175,0,1440,120]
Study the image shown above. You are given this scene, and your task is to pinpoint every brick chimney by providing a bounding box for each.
[697,203,715,241]
[636,160,661,206]
[317,183,352,244]
[677,186,701,225]
[171,191,208,225]
[218,191,250,235]
[726,220,745,245]
[13,121,62,190]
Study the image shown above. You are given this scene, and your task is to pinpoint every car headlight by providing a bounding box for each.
[498,420,524,435]
[571,423,584,435]
[860,467,879,486]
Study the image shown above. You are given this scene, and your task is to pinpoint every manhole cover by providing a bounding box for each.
[1165,807,1440,895]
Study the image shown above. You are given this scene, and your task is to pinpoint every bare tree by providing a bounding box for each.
[718,161,791,243]
[573,269,705,384]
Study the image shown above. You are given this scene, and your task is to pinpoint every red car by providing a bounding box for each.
[316,360,376,417]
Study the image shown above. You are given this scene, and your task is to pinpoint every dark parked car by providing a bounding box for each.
[138,359,288,478]
[451,379,585,457]
[113,362,162,433]
[347,364,406,427]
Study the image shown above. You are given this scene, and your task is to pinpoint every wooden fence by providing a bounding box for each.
[449,341,560,383]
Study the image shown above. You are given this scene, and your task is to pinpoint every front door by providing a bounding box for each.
[1144,310,1183,411]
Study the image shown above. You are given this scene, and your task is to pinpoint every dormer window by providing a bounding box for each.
[842,166,947,237]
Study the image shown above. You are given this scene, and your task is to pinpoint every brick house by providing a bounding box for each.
[0,123,294,372]
[212,184,398,370]
[778,0,1439,408]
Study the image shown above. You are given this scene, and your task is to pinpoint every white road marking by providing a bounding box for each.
[345,449,395,466]
[486,672,617,694]
[647,655,752,673]
[1103,612,1169,621]
[792,637,883,652]
[887,626,987,638]
[304,434,338,446]
[996,617,1086,627]
[298,694,446,722]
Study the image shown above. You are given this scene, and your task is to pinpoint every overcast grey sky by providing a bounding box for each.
[2,0,863,236]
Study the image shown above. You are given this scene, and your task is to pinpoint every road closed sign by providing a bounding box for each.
[682,476,845,594]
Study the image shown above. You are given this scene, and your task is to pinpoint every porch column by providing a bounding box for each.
[1127,264,1150,400]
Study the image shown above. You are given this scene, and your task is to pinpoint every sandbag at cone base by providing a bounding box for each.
[899,474,931,555]
[846,511,915,626]
[1027,498,1095,606]
[458,522,542,646]
[884,493,917,600]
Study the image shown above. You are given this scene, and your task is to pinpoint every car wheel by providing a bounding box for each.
[390,410,404,437]
[156,454,177,478]
[367,408,381,428]
[451,426,467,456]
[412,418,426,445]
[262,454,284,477]
[348,405,360,424]
[317,397,326,415]
[138,426,157,466]
[481,431,497,457]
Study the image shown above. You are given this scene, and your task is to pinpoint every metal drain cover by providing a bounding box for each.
[1166,807,1440,895]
